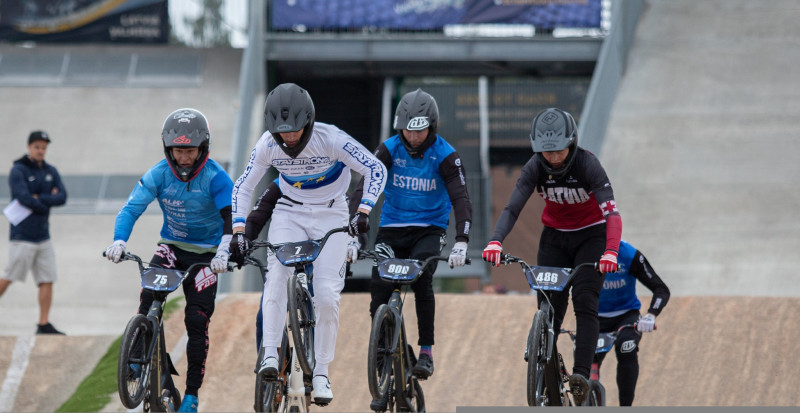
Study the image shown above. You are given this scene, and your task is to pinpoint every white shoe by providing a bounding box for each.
[258,357,279,378]
[312,375,333,404]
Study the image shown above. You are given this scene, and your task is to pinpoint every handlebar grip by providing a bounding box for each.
[102,251,107,257]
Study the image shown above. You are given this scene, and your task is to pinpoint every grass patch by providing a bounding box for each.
[56,296,185,412]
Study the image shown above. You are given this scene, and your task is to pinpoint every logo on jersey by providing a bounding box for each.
[603,278,627,290]
[407,116,430,130]
[540,187,590,205]
[393,158,407,168]
[392,174,438,191]
[274,157,331,166]
[343,142,384,197]
[600,200,618,217]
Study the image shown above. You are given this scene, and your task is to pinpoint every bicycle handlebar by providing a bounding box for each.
[102,251,234,274]
[248,226,349,254]
[358,250,472,267]
[499,253,598,273]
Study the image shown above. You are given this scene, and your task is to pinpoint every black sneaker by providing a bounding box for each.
[36,323,65,335]
[569,374,590,405]
[411,353,434,379]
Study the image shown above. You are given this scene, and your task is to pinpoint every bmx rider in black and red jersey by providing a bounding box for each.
[482,107,622,405]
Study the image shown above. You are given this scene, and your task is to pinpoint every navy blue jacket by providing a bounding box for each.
[8,155,67,242]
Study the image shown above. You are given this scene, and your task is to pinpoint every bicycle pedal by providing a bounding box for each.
[370,398,389,412]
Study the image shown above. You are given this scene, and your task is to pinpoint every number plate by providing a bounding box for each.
[377,258,423,283]
[141,268,185,292]
[275,240,321,266]
[523,266,573,291]
[596,332,616,353]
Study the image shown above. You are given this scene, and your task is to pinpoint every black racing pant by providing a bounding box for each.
[595,310,642,406]
[138,244,217,397]
[537,224,606,379]
[369,226,446,347]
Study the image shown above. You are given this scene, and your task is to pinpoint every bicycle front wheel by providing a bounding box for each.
[287,273,315,376]
[117,314,152,409]
[526,310,551,406]
[368,304,395,401]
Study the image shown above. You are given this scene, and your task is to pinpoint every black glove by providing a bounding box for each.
[229,233,251,268]
[349,211,369,236]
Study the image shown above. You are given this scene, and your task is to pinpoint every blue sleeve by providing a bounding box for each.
[210,170,234,210]
[113,171,158,242]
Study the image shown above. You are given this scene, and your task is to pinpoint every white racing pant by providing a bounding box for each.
[261,195,349,371]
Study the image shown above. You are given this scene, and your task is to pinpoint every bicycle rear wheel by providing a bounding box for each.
[368,304,395,401]
[287,273,315,376]
[396,375,425,412]
[587,380,605,406]
[117,314,152,409]
[255,331,290,412]
[148,330,178,412]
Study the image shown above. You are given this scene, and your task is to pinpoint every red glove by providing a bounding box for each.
[482,241,503,267]
[598,250,618,273]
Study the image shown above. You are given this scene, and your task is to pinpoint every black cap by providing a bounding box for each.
[28,131,51,144]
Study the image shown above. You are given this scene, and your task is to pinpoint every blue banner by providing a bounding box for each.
[0,0,168,43]
[271,0,601,30]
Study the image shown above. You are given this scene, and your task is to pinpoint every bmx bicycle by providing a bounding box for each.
[248,226,349,412]
[361,250,471,412]
[108,251,224,412]
[500,253,601,407]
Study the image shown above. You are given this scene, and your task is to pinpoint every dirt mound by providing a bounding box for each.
[8,293,800,412]
[195,293,800,410]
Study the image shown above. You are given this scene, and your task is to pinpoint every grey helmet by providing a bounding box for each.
[530,107,578,178]
[162,108,211,182]
[393,88,439,158]
[264,83,315,158]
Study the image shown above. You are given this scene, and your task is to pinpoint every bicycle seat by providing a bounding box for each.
[376,258,426,285]
[274,240,322,266]
[141,268,186,292]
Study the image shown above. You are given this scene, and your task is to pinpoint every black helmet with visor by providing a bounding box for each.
[264,83,315,158]
[530,107,578,178]
[162,108,211,182]
[393,88,439,158]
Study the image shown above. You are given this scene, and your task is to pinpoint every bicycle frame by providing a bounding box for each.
[249,226,349,412]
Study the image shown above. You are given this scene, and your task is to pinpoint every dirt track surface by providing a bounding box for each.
[40,292,789,412]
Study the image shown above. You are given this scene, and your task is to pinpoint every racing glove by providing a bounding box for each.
[482,241,503,267]
[348,211,369,237]
[448,241,468,268]
[346,239,361,264]
[229,233,251,267]
[210,249,230,274]
[598,250,618,273]
[637,313,657,333]
[105,240,126,263]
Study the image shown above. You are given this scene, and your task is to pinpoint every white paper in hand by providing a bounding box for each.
[3,199,32,226]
